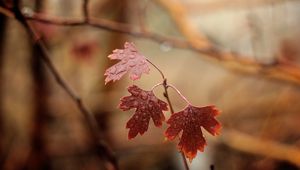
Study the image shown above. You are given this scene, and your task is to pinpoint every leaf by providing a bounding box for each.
[119,85,168,139]
[104,42,150,84]
[165,105,221,161]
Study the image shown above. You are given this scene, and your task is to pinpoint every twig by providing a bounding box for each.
[11,1,118,169]
[20,13,300,87]
[1,6,300,87]
[162,79,189,170]
[153,0,300,88]
[83,0,89,22]
[154,0,212,49]
[148,55,189,169]
[135,0,148,33]
[0,6,14,18]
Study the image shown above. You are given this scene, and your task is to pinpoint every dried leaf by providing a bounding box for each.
[104,42,150,84]
[165,105,221,161]
[119,85,168,139]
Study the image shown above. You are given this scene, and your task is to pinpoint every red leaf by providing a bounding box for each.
[165,105,221,161]
[119,85,168,139]
[104,42,150,84]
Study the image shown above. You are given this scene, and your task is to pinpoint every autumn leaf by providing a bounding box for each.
[165,105,221,161]
[104,42,150,84]
[119,85,168,139]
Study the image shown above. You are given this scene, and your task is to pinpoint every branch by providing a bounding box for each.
[221,130,300,166]
[162,79,189,170]
[154,0,300,87]
[83,0,89,22]
[1,4,300,87]
[9,2,118,169]
[154,0,212,49]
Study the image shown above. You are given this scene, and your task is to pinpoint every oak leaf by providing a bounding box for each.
[104,42,150,84]
[119,85,168,139]
[165,105,221,161]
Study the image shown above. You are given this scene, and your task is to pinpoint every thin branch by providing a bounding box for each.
[135,0,148,33]
[0,6,14,18]
[22,13,300,87]
[11,2,118,170]
[83,0,89,22]
[154,0,300,88]
[154,0,212,49]
[162,79,189,170]
[2,6,300,87]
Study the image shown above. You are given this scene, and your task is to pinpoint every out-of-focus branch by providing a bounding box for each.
[83,0,89,21]
[153,0,300,87]
[0,6,14,18]
[221,130,300,166]
[154,0,212,49]
[9,1,118,169]
[1,6,300,87]
[1,1,300,167]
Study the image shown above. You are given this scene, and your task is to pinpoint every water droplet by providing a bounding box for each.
[141,106,146,110]
[22,7,34,17]
[109,67,116,74]
[128,61,136,67]
[183,110,188,116]
[141,92,148,100]
[129,54,135,59]
[160,42,172,52]
[139,60,146,66]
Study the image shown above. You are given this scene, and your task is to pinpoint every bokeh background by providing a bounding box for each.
[0,0,300,169]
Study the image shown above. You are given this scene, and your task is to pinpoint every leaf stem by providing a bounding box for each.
[162,79,189,170]
[151,82,163,91]
[147,59,190,170]
[167,84,191,105]
[146,59,165,80]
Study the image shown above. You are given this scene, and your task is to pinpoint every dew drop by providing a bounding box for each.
[160,42,172,52]
[129,54,136,59]
[22,7,34,17]
[109,67,116,74]
[128,61,136,67]
[183,110,188,116]
[141,92,148,100]
[135,115,139,119]
[139,60,146,66]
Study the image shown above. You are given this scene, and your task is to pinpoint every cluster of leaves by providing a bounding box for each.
[104,42,221,161]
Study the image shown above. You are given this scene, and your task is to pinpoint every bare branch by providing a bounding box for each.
[154,0,212,49]
[26,13,300,87]
[83,0,89,21]
[162,79,190,170]
[1,5,300,87]
[10,2,118,169]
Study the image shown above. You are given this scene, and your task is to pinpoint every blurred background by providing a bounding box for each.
[0,0,300,169]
